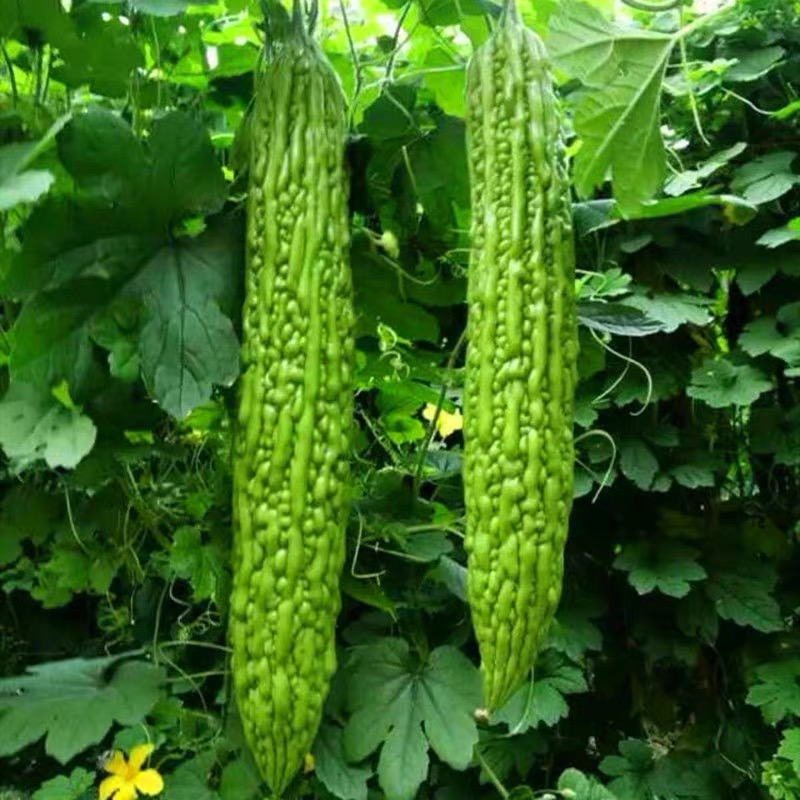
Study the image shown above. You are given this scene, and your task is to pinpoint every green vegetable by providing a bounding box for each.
[228,7,354,794]
[462,2,578,713]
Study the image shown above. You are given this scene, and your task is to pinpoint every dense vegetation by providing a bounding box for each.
[0,1,799,799]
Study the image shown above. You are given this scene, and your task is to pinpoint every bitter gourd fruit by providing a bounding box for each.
[463,1,577,713]
[229,7,353,794]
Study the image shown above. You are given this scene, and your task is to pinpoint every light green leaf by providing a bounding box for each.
[548,0,673,215]
[777,729,800,773]
[758,218,800,248]
[558,768,618,800]
[614,542,707,599]
[663,142,746,197]
[0,655,164,763]
[725,46,785,82]
[624,292,710,334]
[688,358,772,408]
[0,169,54,210]
[0,383,96,471]
[731,152,799,205]
[746,660,800,724]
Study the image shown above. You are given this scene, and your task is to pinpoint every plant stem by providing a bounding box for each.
[1,43,18,104]
[412,328,467,496]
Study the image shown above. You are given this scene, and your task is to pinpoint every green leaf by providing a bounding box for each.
[704,560,783,633]
[165,755,220,800]
[0,383,97,471]
[476,731,545,785]
[624,191,755,220]
[546,595,604,661]
[343,639,480,800]
[0,167,54,210]
[687,358,772,408]
[57,109,225,226]
[619,438,659,490]
[578,301,665,337]
[53,12,143,98]
[30,768,94,800]
[352,251,440,343]
[127,226,241,419]
[778,729,800,773]
[494,652,587,731]
[57,109,146,203]
[0,655,164,762]
[725,45,785,82]
[147,112,228,223]
[670,460,717,489]
[676,590,719,643]
[750,406,800,466]
[746,660,800,724]
[623,293,710,334]
[573,200,618,236]
[664,142,747,196]
[0,485,59,566]
[599,738,654,797]
[548,0,674,215]
[731,152,799,205]
[219,756,261,800]
[313,724,372,800]
[614,542,707,599]
[557,768,618,800]
[0,0,75,45]
[169,526,226,603]
[758,217,800,248]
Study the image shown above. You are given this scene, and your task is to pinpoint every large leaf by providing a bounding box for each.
[6,222,240,423]
[127,231,241,420]
[313,724,372,800]
[343,638,480,800]
[548,0,673,215]
[0,655,164,763]
[0,383,97,471]
[493,651,588,731]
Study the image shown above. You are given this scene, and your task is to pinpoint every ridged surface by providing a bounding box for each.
[463,6,577,713]
[229,25,353,795]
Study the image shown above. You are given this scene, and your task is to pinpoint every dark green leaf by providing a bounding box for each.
[313,724,372,800]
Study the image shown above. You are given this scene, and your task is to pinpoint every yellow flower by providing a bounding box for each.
[99,744,164,800]
[421,403,463,439]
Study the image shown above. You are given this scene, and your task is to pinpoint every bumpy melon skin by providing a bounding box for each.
[229,24,353,795]
[463,4,578,714]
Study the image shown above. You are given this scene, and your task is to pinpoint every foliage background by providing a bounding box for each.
[0,0,799,798]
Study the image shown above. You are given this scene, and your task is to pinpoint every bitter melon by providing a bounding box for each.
[229,6,353,794]
[463,1,578,713]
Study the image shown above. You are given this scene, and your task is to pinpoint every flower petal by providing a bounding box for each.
[99,775,125,800]
[134,769,164,796]
[114,783,139,800]
[128,743,155,772]
[104,752,129,777]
